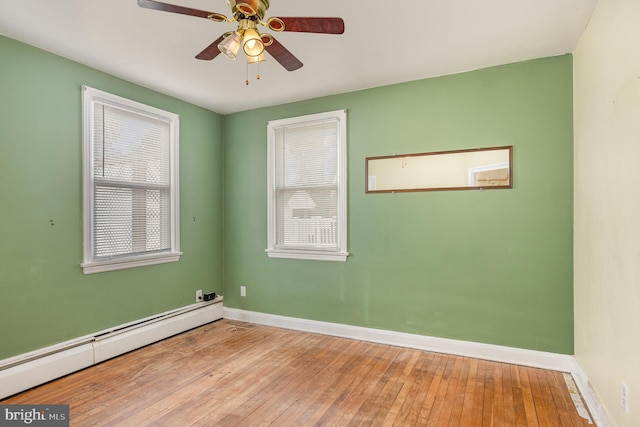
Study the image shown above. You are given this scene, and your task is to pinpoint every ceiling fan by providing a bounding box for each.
[138,0,345,77]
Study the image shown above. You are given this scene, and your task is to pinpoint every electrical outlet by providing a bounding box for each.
[240,286,246,297]
[196,289,203,302]
[622,381,629,414]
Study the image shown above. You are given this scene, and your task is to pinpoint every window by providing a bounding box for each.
[81,86,181,274]
[266,110,348,261]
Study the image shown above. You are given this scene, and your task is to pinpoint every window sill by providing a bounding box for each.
[81,252,183,274]
[265,249,349,262]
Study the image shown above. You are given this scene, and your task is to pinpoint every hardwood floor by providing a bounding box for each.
[2,320,592,426]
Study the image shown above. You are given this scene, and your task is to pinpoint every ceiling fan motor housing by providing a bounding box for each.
[228,0,269,20]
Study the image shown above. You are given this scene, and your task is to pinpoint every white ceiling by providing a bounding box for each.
[0,0,597,115]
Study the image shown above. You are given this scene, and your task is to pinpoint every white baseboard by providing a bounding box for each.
[570,358,614,427]
[222,307,573,371]
[0,299,223,400]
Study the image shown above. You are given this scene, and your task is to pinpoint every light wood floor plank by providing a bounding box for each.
[447,355,470,426]
[381,349,423,426]
[519,366,542,426]
[357,349,408,424]
[468,358,487,426]
[425,355,458,426]
[481,360,496,426]
[1,320,593,426]
[415,352,447,424]
[501,362,517,425]
[391,350,434,426]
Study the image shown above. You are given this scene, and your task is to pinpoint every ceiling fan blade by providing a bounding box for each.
[272,17,345,34]
[137,0,218,20]
[195,35,225,60]
[264,37,303,71]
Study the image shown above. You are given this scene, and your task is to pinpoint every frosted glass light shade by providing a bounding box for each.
[218,32,242,60]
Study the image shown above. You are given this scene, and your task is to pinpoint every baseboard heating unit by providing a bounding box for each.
[0,298,223,400]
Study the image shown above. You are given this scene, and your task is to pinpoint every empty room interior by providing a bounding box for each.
[0,0,639,425]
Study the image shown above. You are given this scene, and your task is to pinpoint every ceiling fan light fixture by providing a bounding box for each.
[218,32,242,60]
[242,28,264,56]
[138,0,344,76]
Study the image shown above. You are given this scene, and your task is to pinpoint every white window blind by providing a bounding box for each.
[267,110,348,261]
[82,86,180,274]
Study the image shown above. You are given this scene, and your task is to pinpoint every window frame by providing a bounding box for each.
[266,109,348,262]
[81,86,181,274]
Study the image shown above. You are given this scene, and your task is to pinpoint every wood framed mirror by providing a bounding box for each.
[366,146,512,193]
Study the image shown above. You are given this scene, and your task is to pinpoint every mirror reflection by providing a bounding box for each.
[366,146,512,193]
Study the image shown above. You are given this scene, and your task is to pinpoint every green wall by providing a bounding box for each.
[0,36,224,359]
[223,55,574,354]
[0,34,574,359]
